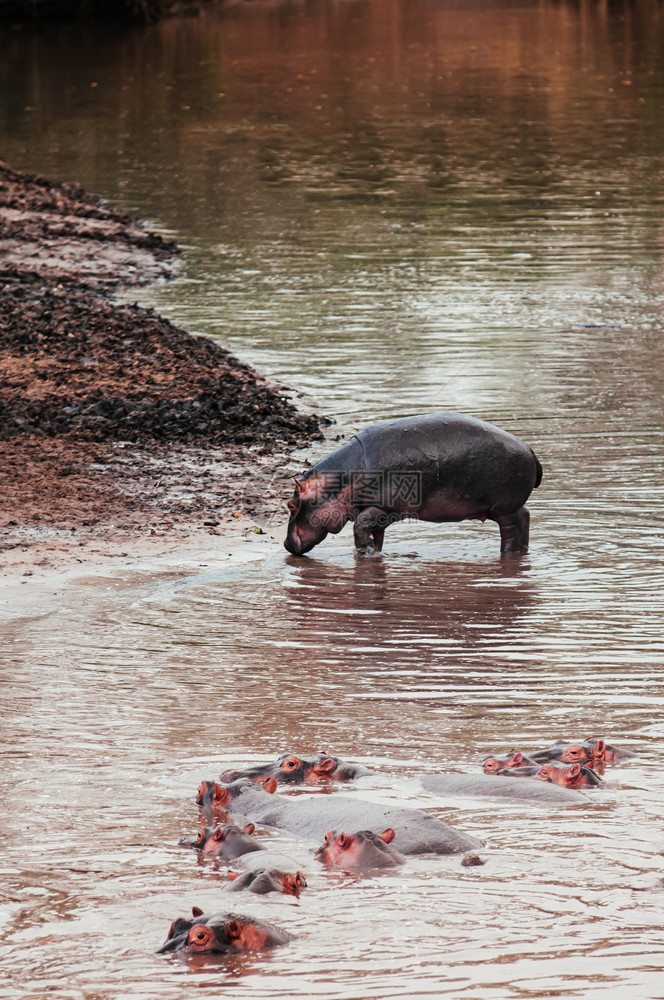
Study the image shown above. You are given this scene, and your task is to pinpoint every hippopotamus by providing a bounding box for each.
[530,738,636,765]
[536,762,603,788]
[482,751,538,774]
[220,752,372,785]
[421,772,587,803]
[314,828,406,869]
[284,413,542,556]
[196,779,270,825]
[207,778,480,855]
[225,869,307,897]
[179,823,264,860]
[157,908,293,954]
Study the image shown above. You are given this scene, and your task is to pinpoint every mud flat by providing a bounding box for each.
[0,161,323,587]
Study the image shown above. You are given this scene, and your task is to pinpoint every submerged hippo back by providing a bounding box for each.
[225,780,479,855]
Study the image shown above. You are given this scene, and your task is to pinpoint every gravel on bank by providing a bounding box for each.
[0,161,325,567]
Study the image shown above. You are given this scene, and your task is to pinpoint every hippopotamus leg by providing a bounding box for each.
[494,506,530,553]
[353,507,389,555]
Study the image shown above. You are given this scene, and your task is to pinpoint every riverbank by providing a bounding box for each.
[0,161,324,576]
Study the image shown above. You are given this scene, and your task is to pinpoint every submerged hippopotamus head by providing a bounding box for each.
[197,777,277,820]
[179,823,263,860]
[483,750,536,774]
[314,828,406,870]
[536,761,602,788]
[157,908,293,955]
[226,869,307,898]
[284,474,352,556]
[220,751,369,785]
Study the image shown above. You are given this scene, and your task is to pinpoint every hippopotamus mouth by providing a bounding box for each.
[284,525,319,556]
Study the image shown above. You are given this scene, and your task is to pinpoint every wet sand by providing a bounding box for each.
[0,161,323,582]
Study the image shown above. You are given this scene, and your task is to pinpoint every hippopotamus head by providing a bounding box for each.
[284,475,353,556]
[220,751,368,785]
[314,828,406,869]
[536,761,602,788]
[558,743,592,764]
[227,869,307,898]
[179,823,263,860]
[157,908,293,954]
[197,776,277,811]
[483,750,534,774]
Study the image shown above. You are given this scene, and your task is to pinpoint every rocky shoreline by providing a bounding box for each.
[0,161,324,571]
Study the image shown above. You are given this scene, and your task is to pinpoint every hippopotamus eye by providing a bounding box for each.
[287,500,298,514]
[195,829,206,844]
[280,756,300,770]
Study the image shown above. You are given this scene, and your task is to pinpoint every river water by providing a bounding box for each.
[2,1,664,997]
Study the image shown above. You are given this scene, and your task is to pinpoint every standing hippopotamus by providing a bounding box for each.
[284,413,542,556]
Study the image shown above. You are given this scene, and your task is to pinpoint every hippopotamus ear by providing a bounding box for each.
[569,763,581,776]
[296,476,324,502]
[260,776,277,794]
[192,906,204,917]
[513,753,524,764]
[227,871,240,881]
[379,828,396,844]
[314,756,336,774]
[225,920,241,941]
[243,823,255,835]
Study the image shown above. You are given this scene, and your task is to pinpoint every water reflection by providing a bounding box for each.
[282,548,537,674]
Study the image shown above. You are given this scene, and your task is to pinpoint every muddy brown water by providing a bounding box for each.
[2,1,664,996]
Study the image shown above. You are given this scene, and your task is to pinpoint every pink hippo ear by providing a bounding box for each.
[260,776,277,794]
[314,756,336,774]
[227,871,240,882]
[296,476,323,502]
[512,753,524,764]
[379,828,396,844]
[192,906,204,917]
[569,763,581,776]
[243,824,255,836]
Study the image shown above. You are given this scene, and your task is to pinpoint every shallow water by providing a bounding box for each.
[2,0,664,997]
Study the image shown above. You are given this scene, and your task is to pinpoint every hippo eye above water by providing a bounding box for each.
[280,756,301,771]
[287,500,298,514]
[195,830,206,845]
[188,925,214,950]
